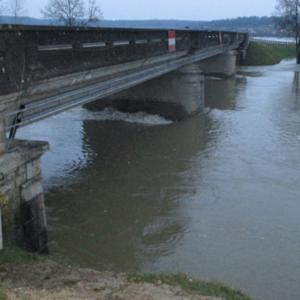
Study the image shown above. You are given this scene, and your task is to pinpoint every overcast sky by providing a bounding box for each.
[25,0,277,20]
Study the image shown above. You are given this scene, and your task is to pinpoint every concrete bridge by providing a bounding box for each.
[0,25,248,252]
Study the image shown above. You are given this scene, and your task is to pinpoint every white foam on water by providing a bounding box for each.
[206,108,224,118]
[81,107,173,125]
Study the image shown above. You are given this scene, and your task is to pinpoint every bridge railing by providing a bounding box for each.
[250,37,296,46]
[0,25,248,96]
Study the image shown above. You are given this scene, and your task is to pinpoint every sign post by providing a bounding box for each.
[168,31,176,52]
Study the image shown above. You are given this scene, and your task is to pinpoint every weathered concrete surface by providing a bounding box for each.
[87,63,205,120]
[0,139,49,252]
[199,51,237,78]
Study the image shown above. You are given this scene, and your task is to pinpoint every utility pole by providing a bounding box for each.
[296,0,300,63]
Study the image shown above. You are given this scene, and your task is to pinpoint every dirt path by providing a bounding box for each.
[0,261,221,300]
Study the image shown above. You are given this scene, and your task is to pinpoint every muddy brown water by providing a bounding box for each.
[19,60,300,300]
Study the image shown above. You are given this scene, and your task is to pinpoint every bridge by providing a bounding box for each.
[0,25,248,252]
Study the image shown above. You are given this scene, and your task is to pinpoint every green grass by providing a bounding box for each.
[0,285,6,300]
[0,245,44,265]
[128,273,252,300]
[243,41,296,66]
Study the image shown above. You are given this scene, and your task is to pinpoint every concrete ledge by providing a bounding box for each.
[0,139,49,252]
[8,140,49,158]
[0,140,48,175]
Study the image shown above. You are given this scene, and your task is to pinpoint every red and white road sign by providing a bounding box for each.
[168,31,176,52]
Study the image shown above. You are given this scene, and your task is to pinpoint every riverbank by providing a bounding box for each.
[0,247,251,300]
[243,41,295,65]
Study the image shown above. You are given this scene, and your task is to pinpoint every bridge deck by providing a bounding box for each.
[0,25,248,129]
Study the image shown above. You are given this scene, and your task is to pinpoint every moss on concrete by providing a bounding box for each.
[128,273,252,300]
[0,245,43,265]
[243,41,296,66]
[0,194,8,208]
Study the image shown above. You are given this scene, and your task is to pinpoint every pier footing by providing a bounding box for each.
[0,139,49,253]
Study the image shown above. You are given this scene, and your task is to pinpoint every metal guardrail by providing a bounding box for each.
[5,43,240,130]
[0,25,248,130]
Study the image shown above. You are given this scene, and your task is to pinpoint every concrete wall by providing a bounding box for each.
[87,63,205,120]
[199,51,237,78]
[0,140,49,253]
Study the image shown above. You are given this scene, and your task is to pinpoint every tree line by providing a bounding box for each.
[0,0,103,25]
[275,0,300,63]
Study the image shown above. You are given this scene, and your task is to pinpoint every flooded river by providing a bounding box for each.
[19,60,300,300]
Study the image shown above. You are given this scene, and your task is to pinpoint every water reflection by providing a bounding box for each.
[205,76,247,110]
[46,114,214,271]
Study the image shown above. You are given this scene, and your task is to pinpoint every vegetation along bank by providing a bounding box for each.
[243,41,296,66]
[0,246,252,300]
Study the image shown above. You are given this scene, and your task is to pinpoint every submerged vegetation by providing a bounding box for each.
[129,273,252,300]
[243,41,296,65]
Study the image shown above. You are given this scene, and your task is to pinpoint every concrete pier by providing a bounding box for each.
[87,64,205,120]
[0,139,49,253]
[199,51,237,78]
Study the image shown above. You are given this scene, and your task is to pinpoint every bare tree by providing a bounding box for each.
[42,0,85,26]
[42,0,103,26]
[87,0,103,22]
[275,0,300,63]
[10,0,26,17]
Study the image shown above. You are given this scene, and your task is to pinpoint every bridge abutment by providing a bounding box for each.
[0,134,49,253]
[199,51,237,78]
[87,63,205,121]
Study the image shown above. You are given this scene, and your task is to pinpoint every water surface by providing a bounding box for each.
[20,60,300,300]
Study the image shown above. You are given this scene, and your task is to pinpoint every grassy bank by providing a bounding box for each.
[243,41,296,66]
[0,285,6,300]
[0,246,252,300]
[129,273,251,300]
[0,246,42,300]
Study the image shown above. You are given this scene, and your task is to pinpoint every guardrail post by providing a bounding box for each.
[0,117,6,155]
[0,206,2,250]
[0,112,5,250]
